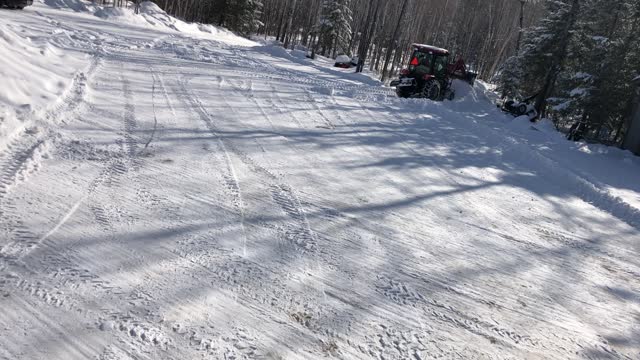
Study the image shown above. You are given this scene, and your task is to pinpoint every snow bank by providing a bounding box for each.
[39,0,253,45]
[42,0,94,12]
[461,81,640,217]
[395,76,640,221]
[94,6,148,27]
[0,22,83,151]
[91,1,254,45]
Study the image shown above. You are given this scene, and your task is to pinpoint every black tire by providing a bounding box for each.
[518,104,527,115]
[396,88,411,98]
[422,80,441,101]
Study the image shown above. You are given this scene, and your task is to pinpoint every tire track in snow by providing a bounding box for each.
[372,271,631,359]
[211,77,317,253]
[224,78,323,250]
[17,195,88,264]
[142,71,173,153]
[226,79,282,133]
[0,268,173,351]
[133,71,175,211]
[138,69,169,156]
[0,250,120,318]
[121,76,140,161]
[304,89,336,130]
[182,45,394,97]
[0,140,53,265]
[0,169,173,356]
[177,77,249,257]
[156,73,177,117]
[270,184,316,252]
[97,345,148,360]
[535,227,640,280]
[219,62,608,357]
[0,138,48,265]
[0,137,47,199]
[86,70,149,234]
[0,56,101,264]
[44,55,101,126]
[343,98,635,356]
[270,84,305,128]
[142,72,160,151]
[171,237,327,355]
[1,187,176,357]
[352,96,486,222]
[55,71,170,347]
[374,274,540,349]
[262,89,350,255]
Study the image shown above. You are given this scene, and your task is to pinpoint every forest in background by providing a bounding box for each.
[143,0,546,83]
[108,0,640,148]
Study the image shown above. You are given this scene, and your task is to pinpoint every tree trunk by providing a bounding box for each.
[535,0,580,115]
[515,0,525,53]
[283,0,297,49]
[381,0,410,82]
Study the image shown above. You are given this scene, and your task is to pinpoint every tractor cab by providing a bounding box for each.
[390,43,477,100]
[391,43,453,100]
[406,44,450,82]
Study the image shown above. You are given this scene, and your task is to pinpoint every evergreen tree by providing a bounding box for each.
[222,0,264,36]
[498,0,581,112]
[554,0,640,141]
[317,0,353,57]
[582,0,640,141]
[494,54,524,98]
[519,0,581,115]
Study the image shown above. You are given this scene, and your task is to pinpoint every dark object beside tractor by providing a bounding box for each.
[0,0,33,9]
[390,44,477,101]
[497,93,539,121]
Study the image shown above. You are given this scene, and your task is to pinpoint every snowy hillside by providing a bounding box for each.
[1,2,639,360]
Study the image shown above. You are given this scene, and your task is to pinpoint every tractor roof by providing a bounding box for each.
[412,43,449,55]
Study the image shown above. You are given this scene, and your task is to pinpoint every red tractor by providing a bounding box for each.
[390,44,477,100]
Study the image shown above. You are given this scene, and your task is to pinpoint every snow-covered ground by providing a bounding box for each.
[1,2,640,360]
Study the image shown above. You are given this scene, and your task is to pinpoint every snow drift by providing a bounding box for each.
[42,0,94,12]
[1,0,253,153]
[0,22,84,151]
[90,1,254,45]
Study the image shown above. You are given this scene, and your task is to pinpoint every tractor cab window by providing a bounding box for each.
[409,51,433,75]
[434,55,449,77]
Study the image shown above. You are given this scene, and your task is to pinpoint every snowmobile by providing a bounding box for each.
[497,93,539,121]
[389,44,477,101]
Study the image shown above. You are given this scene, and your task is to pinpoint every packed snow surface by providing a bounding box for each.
[1,2,640,360]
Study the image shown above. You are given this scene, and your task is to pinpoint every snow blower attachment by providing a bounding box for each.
[448,58,478,86]
[390,44,477,101]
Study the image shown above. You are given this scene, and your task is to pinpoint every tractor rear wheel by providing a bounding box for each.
[396,88,411,98]
[447,90,455,101]
[422,80,441,101]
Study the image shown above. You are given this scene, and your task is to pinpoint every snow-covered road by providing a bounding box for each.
[1,4,639,359]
